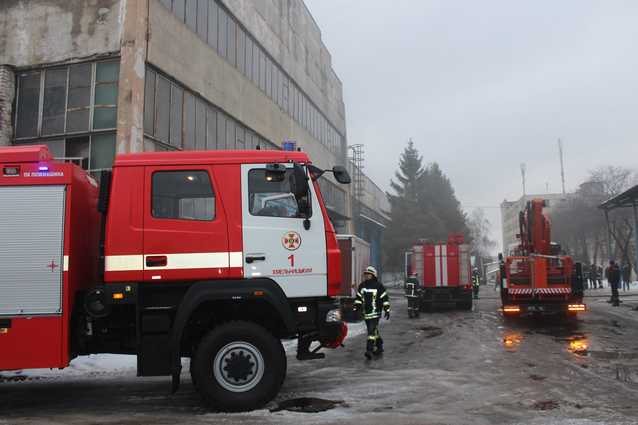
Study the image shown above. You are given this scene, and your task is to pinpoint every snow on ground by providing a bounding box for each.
[1,354,137,380]
[2,321,367,381]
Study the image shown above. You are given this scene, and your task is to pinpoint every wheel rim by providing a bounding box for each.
[213,341,265,393]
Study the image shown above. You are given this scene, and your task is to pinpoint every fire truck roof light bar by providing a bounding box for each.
[503,306,521,313]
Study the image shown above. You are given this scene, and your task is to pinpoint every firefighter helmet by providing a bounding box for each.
[364,266,378,278]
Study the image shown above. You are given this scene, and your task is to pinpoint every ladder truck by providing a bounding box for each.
[498,199,585,317]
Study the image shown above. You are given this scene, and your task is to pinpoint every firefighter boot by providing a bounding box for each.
[374,337,384,356]
[365,338,375,360]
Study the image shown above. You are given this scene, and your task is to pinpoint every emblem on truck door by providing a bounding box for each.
[282,231,302,251]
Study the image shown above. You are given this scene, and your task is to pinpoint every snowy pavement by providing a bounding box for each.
[2,290,638,424]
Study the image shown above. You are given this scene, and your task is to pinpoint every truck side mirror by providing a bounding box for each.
[332,166,351,184]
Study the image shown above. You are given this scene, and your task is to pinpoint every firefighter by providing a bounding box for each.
[472,267,480,299]
[606,260,621,306]
[405,273,421,319]
[354,266,391,359]
[597,265,604,289]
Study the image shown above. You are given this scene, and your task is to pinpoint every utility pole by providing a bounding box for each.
[558,138,566,195]
[520,163,527,197]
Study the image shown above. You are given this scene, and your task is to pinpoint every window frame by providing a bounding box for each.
[247,167,312,219]
[151,169,217,222]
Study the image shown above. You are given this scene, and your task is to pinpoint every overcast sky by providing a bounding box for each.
[305,0,638,251]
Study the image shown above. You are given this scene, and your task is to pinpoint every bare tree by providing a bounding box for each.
[552,166,637,272]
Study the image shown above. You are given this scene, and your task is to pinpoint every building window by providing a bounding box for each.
[15,73,40,139]
[161,0,347,156]
[13,60,119,173]
[14,132,116,174]
[144,67,279,152]
[93,61,119,130]
[248,169,307,218]
[152,170,216,221]
[66,63,92,134]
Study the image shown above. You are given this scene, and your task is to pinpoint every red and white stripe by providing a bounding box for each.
[509,287,571,295]
[434,244,448,287]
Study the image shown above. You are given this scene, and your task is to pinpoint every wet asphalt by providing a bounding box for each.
[2,287,638,425]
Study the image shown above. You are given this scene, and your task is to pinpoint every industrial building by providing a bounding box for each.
[0,0,389,269]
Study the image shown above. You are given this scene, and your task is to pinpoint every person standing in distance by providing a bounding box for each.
[606,260,621,307]
[353,266,391,359]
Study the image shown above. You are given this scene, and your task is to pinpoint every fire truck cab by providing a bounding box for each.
[0,145,349,411]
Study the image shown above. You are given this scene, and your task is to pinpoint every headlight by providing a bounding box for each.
[326,308,342,322]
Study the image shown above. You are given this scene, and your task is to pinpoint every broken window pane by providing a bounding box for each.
[170,84,183,148]
[16,72,41,138]
[42,68,67,135]
[66,136,90,169]
[90,133,116,170]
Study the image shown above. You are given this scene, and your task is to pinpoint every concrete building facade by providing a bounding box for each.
[500,193,572,254]
[0,0,350,226]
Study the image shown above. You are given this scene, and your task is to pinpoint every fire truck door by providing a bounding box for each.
[241,164,327,298]
[142,166,230,281]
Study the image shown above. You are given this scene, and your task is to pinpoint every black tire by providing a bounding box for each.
[191,321,287,412]
[458,301,473,311]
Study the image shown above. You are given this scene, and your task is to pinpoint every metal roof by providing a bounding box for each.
[599,184,638,211]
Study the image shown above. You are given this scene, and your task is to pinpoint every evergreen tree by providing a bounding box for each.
[383,141,469,272]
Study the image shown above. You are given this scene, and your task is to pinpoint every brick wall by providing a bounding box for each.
[0,65,15,146]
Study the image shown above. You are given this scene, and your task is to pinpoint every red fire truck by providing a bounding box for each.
[0,145,350,411]
[409,235,473,311]
[498,199,585,317]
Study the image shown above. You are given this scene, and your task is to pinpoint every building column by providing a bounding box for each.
[0,65,16,147]
[116,0,149,154]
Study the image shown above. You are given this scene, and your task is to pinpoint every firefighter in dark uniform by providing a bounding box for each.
[606,260,621,306]
[472,267,481,299]
[354,266,391,359]
[405,273,421,319]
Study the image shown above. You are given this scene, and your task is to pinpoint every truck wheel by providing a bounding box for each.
[457,301,473,311]
[191,321,286,412]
